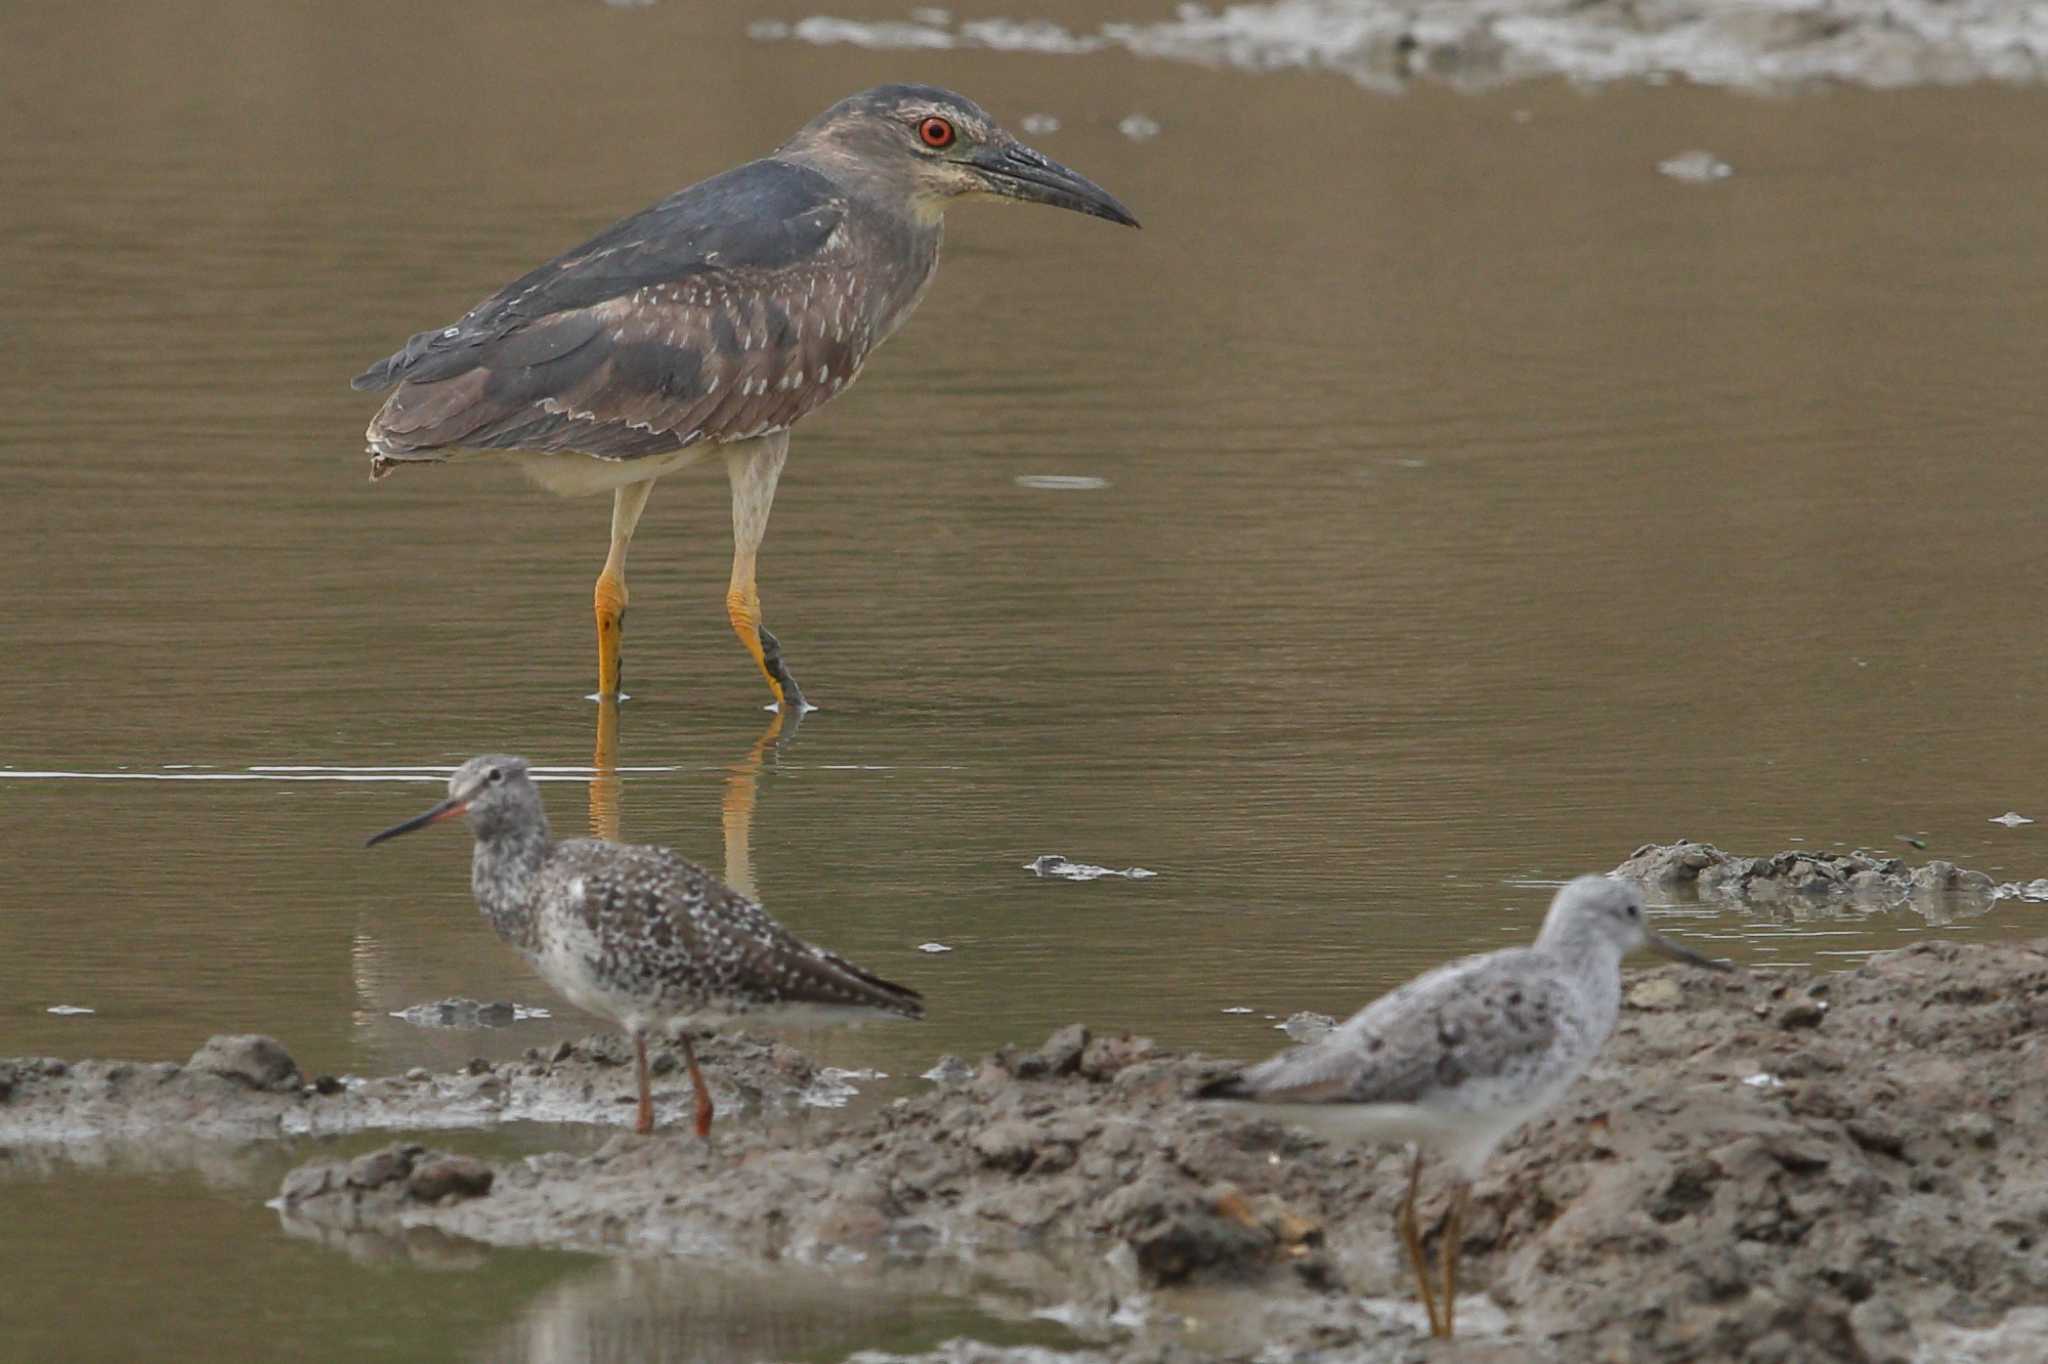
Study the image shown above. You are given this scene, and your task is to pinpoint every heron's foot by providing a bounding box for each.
[759,627,809,713]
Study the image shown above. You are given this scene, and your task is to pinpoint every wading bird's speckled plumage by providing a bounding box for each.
[523,838,928,1033]
[369,755,922,1136]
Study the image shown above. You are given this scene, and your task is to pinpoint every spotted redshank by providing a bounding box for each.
[1196,875,1728,1338]
[367,755,924,1136]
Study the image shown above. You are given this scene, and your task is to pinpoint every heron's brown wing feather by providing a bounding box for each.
[366,279,874,459]
[353,159,844,391]
[357,158,877,461]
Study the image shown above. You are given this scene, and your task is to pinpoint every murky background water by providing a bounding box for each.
[6,0,2048,1357]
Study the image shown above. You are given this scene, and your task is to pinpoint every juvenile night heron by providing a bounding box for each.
[1196,877,1728,1339]
[367,755,924,1137]
[352,85,1139,709]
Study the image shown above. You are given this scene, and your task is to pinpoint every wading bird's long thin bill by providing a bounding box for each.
[974,143,1141,228]
[365,796,468,847]
[1647,930,1733,971]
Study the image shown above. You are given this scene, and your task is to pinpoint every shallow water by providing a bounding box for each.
[6,0,2048,1357]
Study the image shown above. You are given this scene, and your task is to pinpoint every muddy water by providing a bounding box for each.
[7,0,2048,1357]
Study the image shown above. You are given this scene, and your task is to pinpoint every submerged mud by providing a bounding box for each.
[8,941,2048,1360]
[1614,838,2020,907]
[0,1030,851,1143]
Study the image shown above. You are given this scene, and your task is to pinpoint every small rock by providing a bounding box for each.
[1023,854,1158,881]
[1080,1033,1156,1081]
[311,1074,344,1096]
[922,1055,974,1085]
[1035,1024,1090,1077]
[405,1067,431,1083]
[408,1154,495,1202]
[1627,977,1685,1012]
[347,1145,417,1189]
[1278,1012,1336,1043]
[1659,149,1732,181]
[1613,840,1731,886]
[1779,1004,1826,1030]
[1946,1111,1997,1149]
[972,1120,1040,1172]
[279,1163,333,1203]
[1911,861,1996,893]
[1130,1204,1271,1285]
[187,1035,302,1092]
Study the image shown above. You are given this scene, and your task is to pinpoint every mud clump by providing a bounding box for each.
[280,944,2048,1360]
[12,943,2048,1360]
[188,1034,303,1092]
[1615,838,1999,902]
[282,1145,495,1207]
[0,1031,845,1141]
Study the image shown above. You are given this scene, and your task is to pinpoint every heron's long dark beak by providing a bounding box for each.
[973,142,1140,228]
[365,793,469,848]
[1646,930,1732,971]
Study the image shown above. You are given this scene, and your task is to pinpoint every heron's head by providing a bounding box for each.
[1539,875,1728,969]
[781,84,1139,228]
[365,755,544,847]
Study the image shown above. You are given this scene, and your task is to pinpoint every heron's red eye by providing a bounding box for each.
[917,116,955,149]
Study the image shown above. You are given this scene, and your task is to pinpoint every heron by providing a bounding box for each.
[352,85,1139,710]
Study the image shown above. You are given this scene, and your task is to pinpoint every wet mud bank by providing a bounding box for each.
[1614,838,2008,903]
[0,1030,852,1144]
[11,939,2043,1360]
[754,0,2048,92]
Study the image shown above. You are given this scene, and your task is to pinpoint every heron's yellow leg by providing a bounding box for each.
[594,480,656,699]
[724,435,805,711]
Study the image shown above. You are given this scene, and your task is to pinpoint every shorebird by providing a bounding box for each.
[1196,875,1728,1338]
[351,85,1139,710]
[367,755,923,1136]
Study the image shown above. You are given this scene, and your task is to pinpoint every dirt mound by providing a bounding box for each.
[265,941,2048,1362]
[1615,838,1999,903]
[0,1030,844,1143]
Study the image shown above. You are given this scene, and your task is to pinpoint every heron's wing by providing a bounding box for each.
[1200,950,1571,1107]
[355,160,878,460]
[546,842,924,1018]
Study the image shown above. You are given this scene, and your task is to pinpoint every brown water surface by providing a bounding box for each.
[6,0,2048,1358]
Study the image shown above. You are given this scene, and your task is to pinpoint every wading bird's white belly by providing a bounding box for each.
[509,445,716,497]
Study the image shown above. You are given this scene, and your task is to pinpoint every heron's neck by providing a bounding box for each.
[470,823,550,954]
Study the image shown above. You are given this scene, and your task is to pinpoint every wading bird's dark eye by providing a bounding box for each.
[918,116,955,149]
[488,767,503,784]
